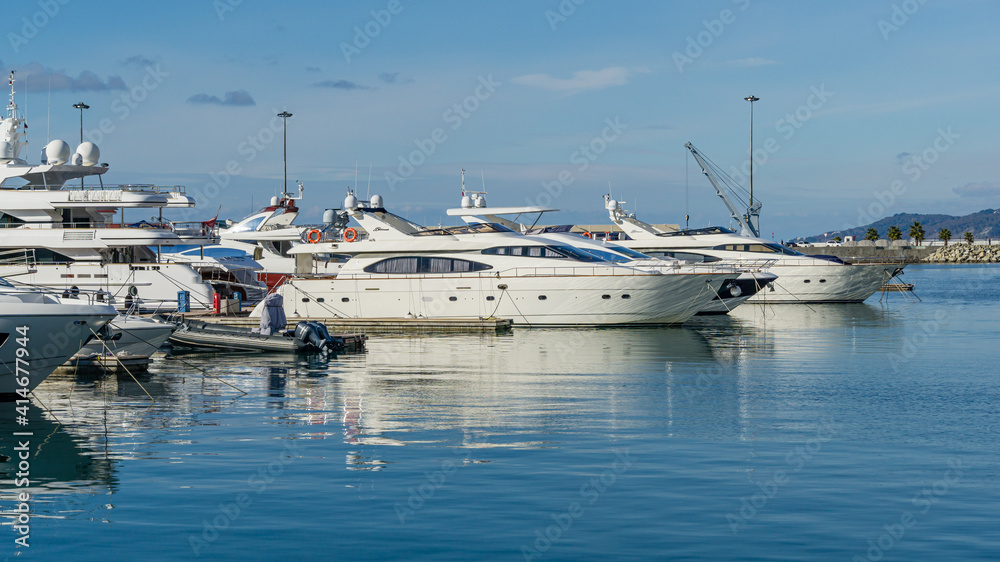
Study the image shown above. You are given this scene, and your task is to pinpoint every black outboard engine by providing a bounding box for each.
[293,321,343,353]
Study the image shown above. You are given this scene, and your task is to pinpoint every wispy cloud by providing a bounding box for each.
[186,90,256,106]
[511,67,631,94]
[305,66,321,73]
[953,181,1000,199]
[311,79,373,90]
[121,55,156,68]
[725,57,777,67]
[378,72,413,85]
[1,61,125,92]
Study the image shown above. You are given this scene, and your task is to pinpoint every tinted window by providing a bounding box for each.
[363,257,493,274]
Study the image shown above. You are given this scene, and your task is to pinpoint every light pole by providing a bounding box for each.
[744,95,758,205]
[73,102,89,189]
[277,111,292,197]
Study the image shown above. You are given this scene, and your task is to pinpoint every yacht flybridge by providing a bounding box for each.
[0,72,216,311]
[445,192,777,314]
[250,194,741,326]
[603,196,903,303]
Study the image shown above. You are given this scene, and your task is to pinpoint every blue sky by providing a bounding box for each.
[4,0,998,239]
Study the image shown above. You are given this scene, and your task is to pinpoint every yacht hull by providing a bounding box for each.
[78,316,176,357]
[260,271,736,326]
[749,262,902,303]
[0,300,117,398]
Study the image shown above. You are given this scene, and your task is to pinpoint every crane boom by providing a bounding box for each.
[684,142,761,238]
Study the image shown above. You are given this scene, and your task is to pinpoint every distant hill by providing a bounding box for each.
[798,209,1000,242]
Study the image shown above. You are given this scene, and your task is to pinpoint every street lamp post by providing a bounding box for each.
[277,111,292,197]
[744,95,759,205]
[72,102,89,189]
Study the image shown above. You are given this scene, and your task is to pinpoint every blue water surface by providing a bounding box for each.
[2,264,998,560]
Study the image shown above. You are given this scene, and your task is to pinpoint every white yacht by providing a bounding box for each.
[445,192,777,314]
[215,183,344,290]
[250,194,740,326]
[78,314,176,357]
[603,197,903,303]
[0,72,217,311]
[0,277,117,397]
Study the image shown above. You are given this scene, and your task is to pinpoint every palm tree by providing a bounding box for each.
[833,236,842,243]
[887,225,902,241]
[908,221,925,246]
[939,228,951,246]
[965,231,974,245]
[865,228,879,241]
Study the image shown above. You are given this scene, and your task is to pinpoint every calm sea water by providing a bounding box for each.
[2,264,999,560]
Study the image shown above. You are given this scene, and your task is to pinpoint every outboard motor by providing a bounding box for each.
[293,321,342,353]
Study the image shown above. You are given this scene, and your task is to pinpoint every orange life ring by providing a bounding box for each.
[583,231,592,239]
[306,229,322,243]
[343,227,358,242]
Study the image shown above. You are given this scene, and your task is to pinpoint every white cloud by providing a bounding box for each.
[511,67,631,94]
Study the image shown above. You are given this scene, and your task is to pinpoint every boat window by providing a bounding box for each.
[363,256,493,274]
[605,245,651,260]
[658,226,735,237]
[228,215,268,234]
[481,245,603,262]
[645,251,721,263]
[412,223,514,236]
[578,248,631,263]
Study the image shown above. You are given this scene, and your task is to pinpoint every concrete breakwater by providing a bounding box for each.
[924,244,1000,263]
[800,245,932,263]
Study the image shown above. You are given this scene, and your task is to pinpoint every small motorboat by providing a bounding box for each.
[158,317,343,353]
[156,292,343,353]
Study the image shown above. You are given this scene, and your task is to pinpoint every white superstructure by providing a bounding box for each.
[0,71,217,311]
[251,195,739,326]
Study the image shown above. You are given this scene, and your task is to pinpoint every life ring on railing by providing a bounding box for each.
[582,231,592,239]
[604,231,611,241]
[306,229,322,243]
[343,227,358,242]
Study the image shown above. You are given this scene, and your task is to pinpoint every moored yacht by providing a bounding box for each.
[0,72,217,311]
[0,277,117,398]
[251,194,740,326]
[603,196,903,303]
[445,191,777,314]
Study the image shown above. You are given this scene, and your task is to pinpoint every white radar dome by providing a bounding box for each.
[0,141,13,163]
[474,194,486,208]
[370,194,383,208]
[343,193,358,210]
[71,152,83,165]
[75,142,100,166]
[606,199,618,211]
[322,209,336,224]
[270,196,279,206]
[45,140,71,165]
[461,195,473,208]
